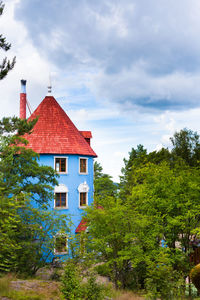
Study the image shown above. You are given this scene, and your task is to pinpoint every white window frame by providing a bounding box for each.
[79,157,88,174]
[78,182,89,208]
[54,156,68,174]
[54,184,68,209]
[54,233,68,255]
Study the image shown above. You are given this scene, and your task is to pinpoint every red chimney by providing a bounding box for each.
[20,79,26,119]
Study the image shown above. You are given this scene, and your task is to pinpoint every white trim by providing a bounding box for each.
[79,157,88,174]
[54,156,68,174]
[78,182,89,193]
[54,184,68,193]
[54,233,68,255]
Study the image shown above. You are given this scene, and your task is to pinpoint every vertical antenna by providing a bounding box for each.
[47,73,52,95]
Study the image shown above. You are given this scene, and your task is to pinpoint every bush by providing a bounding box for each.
[95,263,111,278]
[61,262,83,300]
[190,263,200,291]
[145,252,184,299]
[61,261,110,300]
[83,274,105,300]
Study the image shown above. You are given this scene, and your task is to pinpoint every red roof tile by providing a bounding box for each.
[75,218,88,233]
[24,96,97,156]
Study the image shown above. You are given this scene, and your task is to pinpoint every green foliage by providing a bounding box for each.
[86,129,200,297]
[86,197,143,288]
[61,262,82,300]
[94,161,118,201]
[82,275,105,300]
[95,263,111,277]
[170,128,200,166]
[0,195,22,272]
[190,263,200,291]
[0,117,67,274]
[0,117,58,205]
[16,199,69,275]
[145,250,185,299]
[0,194,69,274]
[61,261,108,300]
[0,2,16,80]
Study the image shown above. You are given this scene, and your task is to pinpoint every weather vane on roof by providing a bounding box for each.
[47,73,52,95]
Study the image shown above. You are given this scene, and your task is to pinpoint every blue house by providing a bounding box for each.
[19,80,97,256]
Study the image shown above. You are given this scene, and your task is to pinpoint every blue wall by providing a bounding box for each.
[38,154,94,233]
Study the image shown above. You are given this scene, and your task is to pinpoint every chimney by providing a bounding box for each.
[20,79,27,119]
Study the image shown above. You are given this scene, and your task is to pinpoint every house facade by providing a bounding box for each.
[20,80,97,256]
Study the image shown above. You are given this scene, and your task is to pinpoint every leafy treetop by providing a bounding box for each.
[0,1,16,80]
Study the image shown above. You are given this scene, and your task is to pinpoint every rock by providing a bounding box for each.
[35,267,55,280]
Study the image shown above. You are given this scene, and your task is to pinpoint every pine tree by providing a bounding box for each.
[0,1,16,80]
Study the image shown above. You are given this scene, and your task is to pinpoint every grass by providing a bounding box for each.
[0,274,61,300]
[112,289,145,300]
[0,273,146,300]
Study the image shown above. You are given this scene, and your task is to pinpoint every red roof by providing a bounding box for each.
[75,219,88,233]
[24,96,97,156]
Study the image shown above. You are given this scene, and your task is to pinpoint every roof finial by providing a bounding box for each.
[47,73,52,95]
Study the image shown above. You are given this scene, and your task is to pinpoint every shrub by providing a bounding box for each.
[190,263,200,291]
[145,252,184,299]
[61,261,110,300]
[83,274,105,300]
[61,262,83,300]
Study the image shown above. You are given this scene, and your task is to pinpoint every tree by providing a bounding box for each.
[0,194,69,274]
[0,1,16,80]
[86,196,143,289]
[0,117,58,205]
[119,144,171,198]
[128,161,200,296]
[94,161,117,201]
[0,116,69,273]
[15,198,69,275]
[170,128,200,166]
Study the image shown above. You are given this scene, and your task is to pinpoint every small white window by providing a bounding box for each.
[78,182,89,208]
[79,157,88,174]
[54,157,68,173]
[54,184,68,209]
[54,234,68,254]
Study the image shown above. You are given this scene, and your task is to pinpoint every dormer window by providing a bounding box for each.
[55,157,67,173]
[79,158,88,174]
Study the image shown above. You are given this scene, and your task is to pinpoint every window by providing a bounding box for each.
[55,193,67,208]
[78,182,89,208]
[54,234,68,254]
[80,192,87,207]
[54,184,68,209]
[55,157,67,173]
[79,158,88,174]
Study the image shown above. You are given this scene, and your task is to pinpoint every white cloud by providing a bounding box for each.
[0,0,200,182]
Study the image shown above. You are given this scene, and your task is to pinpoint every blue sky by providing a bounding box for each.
[1,0,200,181]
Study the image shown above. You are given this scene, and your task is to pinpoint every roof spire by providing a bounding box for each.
[47,73,52,95]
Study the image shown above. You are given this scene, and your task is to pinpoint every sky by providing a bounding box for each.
[0,0,200,181]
